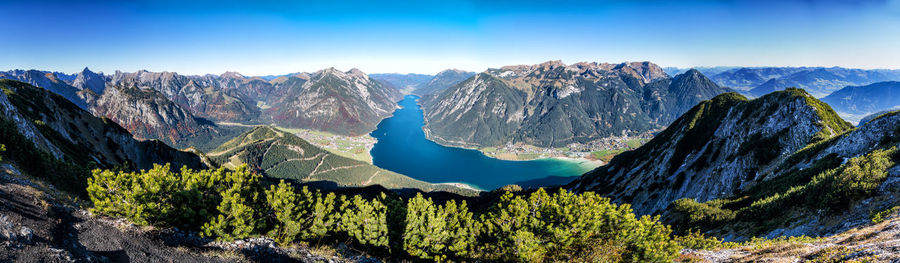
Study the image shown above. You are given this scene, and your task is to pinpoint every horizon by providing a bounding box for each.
[3,0,900,75]
[7,62,900,77]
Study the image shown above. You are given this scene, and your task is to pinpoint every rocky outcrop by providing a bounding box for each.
[421,61,732,148]
[568,89,853,215]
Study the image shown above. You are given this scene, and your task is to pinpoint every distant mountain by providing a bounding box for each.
[568,89,853,215]
[421,61,731,148]
[821,81,900,124]
[708,67,808,91]
[0,79,206,171]
[663,66,737,78]
[699,67,900,97]
[265,68,402,136]
[413,69,474,96]
[206,126,477,195]
[369,73,433,93]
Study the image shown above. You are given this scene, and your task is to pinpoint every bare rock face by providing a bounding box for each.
[265,68,402,136]
[0,79,205,171]
[89,84,218,148]
[421,61,732,148]
[108,70,260,122]
[568,89,853,215]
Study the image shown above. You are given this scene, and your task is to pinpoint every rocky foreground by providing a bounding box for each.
[0,163,374,262]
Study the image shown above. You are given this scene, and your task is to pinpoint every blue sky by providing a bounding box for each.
[2,0,899,75]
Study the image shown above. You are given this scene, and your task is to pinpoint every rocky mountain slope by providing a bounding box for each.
[206,126,476,195]
[421,61,731,148]
[569,87,900,240]
[413,69,474,96]
[569,89,853,215]
[821,81,900,122]
[108,70,261,122]
[85,83,235,149]
[0,79,205,171]
[0,69,91,109]
[265,68,402,136]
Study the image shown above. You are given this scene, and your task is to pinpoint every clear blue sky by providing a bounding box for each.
[2,0,899,75]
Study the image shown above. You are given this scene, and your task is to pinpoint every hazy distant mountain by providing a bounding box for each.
[413,69,474,96]
[663,66,737,77]
[747,67,900,97]
[369,73,433,93]
[692,67,900,97]
[421,61,731,147]
[265,68,402,136]
[821,81,900,123]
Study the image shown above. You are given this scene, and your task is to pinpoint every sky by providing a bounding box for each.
[2,0,900,75]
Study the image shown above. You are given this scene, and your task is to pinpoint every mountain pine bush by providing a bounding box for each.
[337,194,389,248]
[265,180,338,245]
[87,164,683,261]
[403,193,480,261]
[479,188,680,262]
[200,166,264,241]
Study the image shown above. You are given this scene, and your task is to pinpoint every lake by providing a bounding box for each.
[369,95,600,190]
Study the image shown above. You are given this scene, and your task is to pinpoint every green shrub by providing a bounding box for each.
[675,230,737,250]
[201,166,264,241]
[338,194,389,248]
[403,193,480,261]
[87,164,180,225]
[265,180,338,245]
[871,206,900,224]
[670,198,737,231]
[480,188,680,262]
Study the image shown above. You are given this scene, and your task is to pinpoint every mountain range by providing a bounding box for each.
[370,69,476,96]
[692,67,900,98]
[821,81,900,124]
[1,67,408,146]
[420,61,731,148]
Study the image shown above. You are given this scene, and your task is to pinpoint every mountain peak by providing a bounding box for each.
[221,71,244,79]
[347,68,367,78]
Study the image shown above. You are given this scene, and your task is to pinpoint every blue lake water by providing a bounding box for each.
[369,95,600,190]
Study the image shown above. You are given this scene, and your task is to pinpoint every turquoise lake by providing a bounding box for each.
[369,95,600,190]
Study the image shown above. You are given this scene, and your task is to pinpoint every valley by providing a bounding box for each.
[2,61,900,263]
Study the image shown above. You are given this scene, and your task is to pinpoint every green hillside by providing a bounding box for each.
[207,126,478,196]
